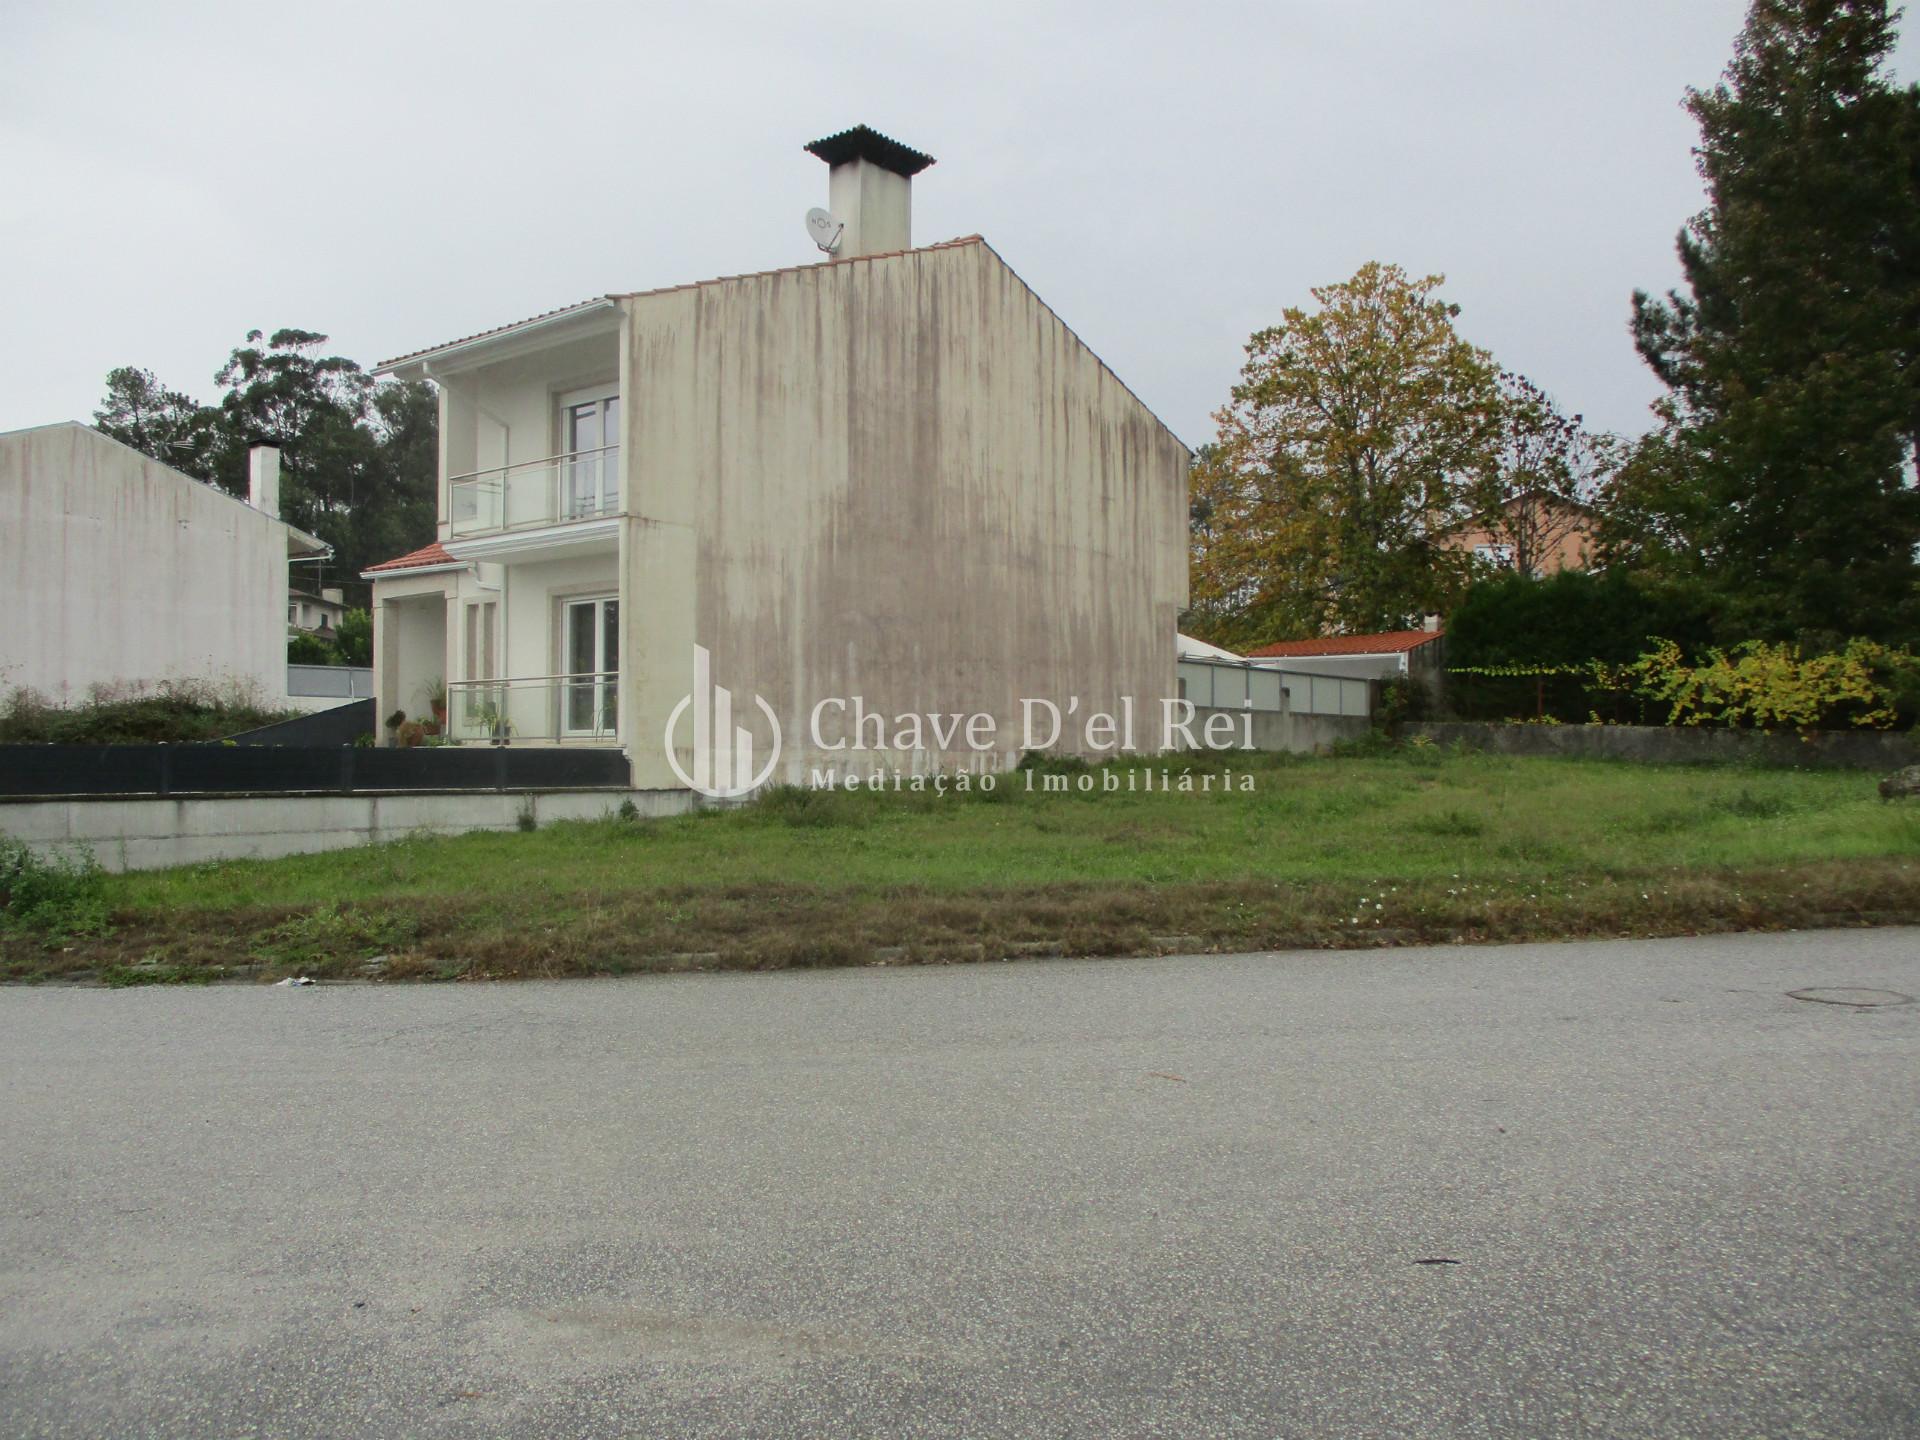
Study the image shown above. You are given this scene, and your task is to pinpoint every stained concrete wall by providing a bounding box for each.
[1191,706,1373,755]
[620,237,1191,787]
[1401,722,1920,771]
[3,788,690,872]
[0,423,294,705]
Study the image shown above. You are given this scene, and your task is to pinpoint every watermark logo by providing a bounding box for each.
[664,646,781,799]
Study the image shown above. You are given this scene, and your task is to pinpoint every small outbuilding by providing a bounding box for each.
[1245,628,1446,705]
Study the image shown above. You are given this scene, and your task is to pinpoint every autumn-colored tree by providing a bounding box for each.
[1188,263,1502,647]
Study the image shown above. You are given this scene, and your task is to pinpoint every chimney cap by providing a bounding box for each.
[804,125,936,178]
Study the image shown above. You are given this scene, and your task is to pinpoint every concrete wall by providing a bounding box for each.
[4,788,690,873]
[0,423,293,705]
[1401,722,1920,771]
[620,237,1191,786]
[1192,706,1373,754]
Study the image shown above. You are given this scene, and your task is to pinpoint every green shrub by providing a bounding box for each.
[0,837,109,941]
[0,680,295,745]
[287,632,341,666]
[335,608,372,667]
[1378,677,1432,726]
[1630,638,1917,732]
[1449,571,1715,670]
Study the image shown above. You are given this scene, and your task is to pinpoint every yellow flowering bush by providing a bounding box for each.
[1628,638,1914,732]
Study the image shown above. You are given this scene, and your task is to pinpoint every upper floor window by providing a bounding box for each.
[562,388,619,521]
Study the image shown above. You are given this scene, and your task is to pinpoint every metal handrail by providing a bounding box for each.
[447,672,617,689]
[445,445,619,487]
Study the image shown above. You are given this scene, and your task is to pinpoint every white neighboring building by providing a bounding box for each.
[0,422,327,706]
[289,586,348,638]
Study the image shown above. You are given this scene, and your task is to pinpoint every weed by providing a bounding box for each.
[101,962,224,988]
[1410,809,1487,839]
[1329,729,1399,758]
[0,837,109,942]
[1720,788,1791,820]
[754,784,870,828]
[1016,750,1092,776]
[250,904,418,973]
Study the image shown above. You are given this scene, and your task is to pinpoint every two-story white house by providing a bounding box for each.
[363,127,1190,790]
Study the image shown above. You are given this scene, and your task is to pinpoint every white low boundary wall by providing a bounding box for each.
[2,788,693,873]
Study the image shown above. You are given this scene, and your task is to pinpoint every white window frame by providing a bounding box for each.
[559,593,619,739]
[556,383,619,522]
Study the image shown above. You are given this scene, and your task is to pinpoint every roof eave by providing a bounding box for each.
[374,299,622,380]
[361,560,470,583]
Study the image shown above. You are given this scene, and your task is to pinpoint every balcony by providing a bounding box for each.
[446,673,619,745]
[444,446,621,560]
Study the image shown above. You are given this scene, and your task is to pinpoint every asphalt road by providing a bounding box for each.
[2,930,1917,1439]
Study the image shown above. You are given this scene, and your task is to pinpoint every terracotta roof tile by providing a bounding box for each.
[363,541,458,575]
[1245,629,1444,659]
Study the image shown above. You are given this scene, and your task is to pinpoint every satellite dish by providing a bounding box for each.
[805,207,844,255]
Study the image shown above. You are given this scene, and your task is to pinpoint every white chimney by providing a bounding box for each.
[805,125,936,259]
[247,444,281,519]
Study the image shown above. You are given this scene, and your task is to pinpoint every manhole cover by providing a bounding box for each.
[1786,987,1914,1008]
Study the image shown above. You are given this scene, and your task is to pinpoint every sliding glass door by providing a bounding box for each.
[562,596,618,738]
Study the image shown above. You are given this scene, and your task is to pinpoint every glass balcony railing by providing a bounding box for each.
[445,673,619,743]
[447,446,621,538]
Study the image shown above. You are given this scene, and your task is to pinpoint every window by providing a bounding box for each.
[561,596,618,737]
[561,389,619,521]
[464,600,497,682]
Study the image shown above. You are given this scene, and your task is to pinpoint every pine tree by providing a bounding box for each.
[1630,0,1920,643]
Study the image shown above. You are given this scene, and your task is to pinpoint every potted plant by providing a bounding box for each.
[469,698,513,745]
[425,679,448,731]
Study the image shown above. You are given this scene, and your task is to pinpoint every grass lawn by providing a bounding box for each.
[5,747,1918,984]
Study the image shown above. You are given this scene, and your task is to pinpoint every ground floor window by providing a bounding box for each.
[562,595,618,737]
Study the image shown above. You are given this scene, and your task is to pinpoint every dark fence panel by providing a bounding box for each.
[0,746,164,796]
[0,744,630,797]
[503,748,634,789]
[227,700,374,748]
[350,747,502,791]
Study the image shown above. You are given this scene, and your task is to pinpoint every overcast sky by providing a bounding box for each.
[3,2,1914,450]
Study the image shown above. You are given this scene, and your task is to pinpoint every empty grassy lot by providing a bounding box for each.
[5,746,1917,984]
